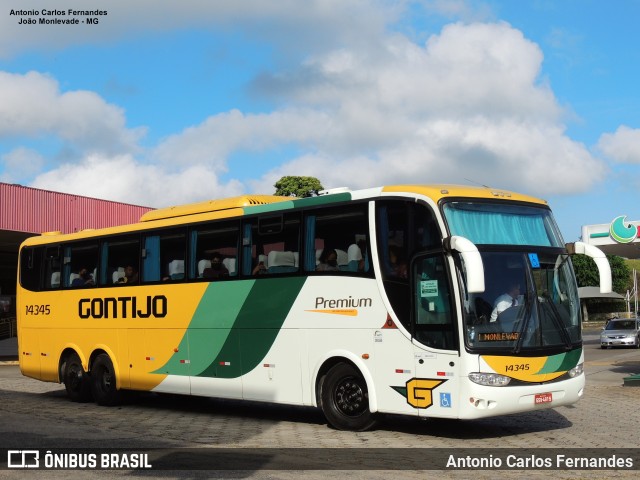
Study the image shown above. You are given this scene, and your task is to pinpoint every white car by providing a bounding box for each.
[600,318,640,349]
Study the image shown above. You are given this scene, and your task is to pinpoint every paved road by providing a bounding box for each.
[0,331,638,479]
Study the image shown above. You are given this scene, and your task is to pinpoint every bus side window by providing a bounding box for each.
[162,231,186,281]
[20,246,43,292]
[141,229,186,282]
[102,236,140,286]
[376,200,442,331]
[305,204,369,274]
[413,255,457,351]
[244,214,300,277]
[190,220,240,280]
[63,242,99,288]
[43,246,61,290]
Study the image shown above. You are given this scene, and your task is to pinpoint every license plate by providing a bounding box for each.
[534,393,552,405]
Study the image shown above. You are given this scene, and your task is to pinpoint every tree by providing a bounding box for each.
[625,259,640,293]
[573,254,630,320]
[274,176,323,198]
[572,254,599,288]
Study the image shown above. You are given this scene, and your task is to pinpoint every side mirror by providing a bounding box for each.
[444,236,485,293]
[566,242,612,294]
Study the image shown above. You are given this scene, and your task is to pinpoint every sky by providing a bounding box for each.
[1,0,639,242]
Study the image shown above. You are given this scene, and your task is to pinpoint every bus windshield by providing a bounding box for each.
[463,251,581,352]
[442,201,564,247]
[442,200,580,352]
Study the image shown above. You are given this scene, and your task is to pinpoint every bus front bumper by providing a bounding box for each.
[457,374,585,420]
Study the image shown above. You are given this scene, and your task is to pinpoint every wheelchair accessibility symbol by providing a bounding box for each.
[440,392,452,408]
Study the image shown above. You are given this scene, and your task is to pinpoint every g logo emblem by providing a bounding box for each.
[406,378,446,408]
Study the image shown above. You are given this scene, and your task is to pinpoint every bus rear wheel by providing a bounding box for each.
[320,363,376,431]
[91,354,122,406]
[62,352,92,402]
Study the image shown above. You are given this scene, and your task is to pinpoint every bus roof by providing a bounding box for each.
[21,184,547,246]
[381,184,547,205]
[139,195,291,222]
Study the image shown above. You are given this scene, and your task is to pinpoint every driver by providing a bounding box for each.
[490,282,521,322]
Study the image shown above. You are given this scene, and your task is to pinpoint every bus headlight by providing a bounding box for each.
[469,372,511,386]
[568,363,584,378]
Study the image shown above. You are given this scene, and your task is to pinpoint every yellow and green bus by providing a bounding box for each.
[17,185,611,431]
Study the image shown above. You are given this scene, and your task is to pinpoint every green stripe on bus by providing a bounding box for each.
[153,281,255,376]
[241,192,352,215]
[556,348,581,371]
[243,201,295,215]
[290,192,352,208]
[536,349,581,374]
[196,276,307,378]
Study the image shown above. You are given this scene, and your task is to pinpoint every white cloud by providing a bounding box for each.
[275,22,560,121]
[197,22,604,196]
[0,71,144,154]
[0,147,45,183]
[153,109,332,169]
[597,126,640,164]
[252,117,604,196]
[30,154,244,208]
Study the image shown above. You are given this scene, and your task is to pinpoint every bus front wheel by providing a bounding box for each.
[62,352,92,402]
[320,363,376,431]
[91,354,122,406]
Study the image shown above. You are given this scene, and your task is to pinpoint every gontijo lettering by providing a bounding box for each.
[79,296,167,319]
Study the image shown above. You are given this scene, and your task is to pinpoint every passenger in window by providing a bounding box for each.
[117,265,139,284]
[252,259,267,275]
[388,245,408,279]
[203,252,229,279]
[72,268,95,287]
[317,248,340,272]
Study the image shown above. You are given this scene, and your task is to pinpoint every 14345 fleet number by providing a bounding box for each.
[25,304,51,315]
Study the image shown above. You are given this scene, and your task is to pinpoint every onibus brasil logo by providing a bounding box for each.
[609,215,639,244]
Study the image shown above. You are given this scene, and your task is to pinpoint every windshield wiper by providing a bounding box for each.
[541,292,573,350]
[511,301,531,354]
[512,272,537,354]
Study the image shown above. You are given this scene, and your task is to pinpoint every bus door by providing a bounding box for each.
[373,314,419,417]
[411,253,461,418]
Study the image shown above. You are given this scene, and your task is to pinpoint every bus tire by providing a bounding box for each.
[320,363,376,431]
[62,352,92,403]
[91,353,122,406]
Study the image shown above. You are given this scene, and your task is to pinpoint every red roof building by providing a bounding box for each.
[0,182,153,297]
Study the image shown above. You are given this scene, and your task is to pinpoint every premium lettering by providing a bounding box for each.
[79,296,167,319]
[315,296,372,309]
